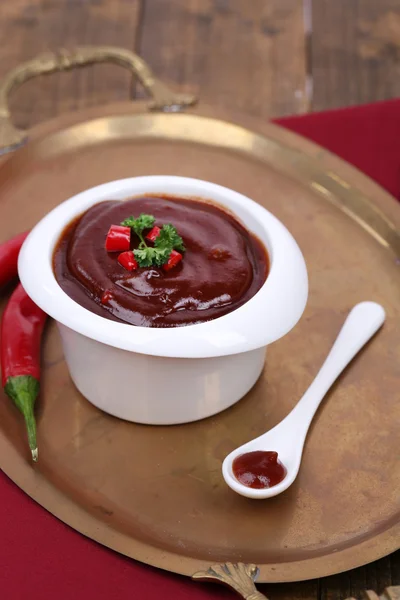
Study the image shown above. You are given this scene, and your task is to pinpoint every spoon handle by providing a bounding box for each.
[288,302,385,430]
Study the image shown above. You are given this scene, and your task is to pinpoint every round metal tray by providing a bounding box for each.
[0,47,399,585]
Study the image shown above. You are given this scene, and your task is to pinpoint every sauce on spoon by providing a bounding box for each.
[232,451,286,489]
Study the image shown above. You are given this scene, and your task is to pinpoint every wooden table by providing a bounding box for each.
[0,1,399,598]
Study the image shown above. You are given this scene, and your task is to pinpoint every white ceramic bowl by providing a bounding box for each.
[18,176,308,424]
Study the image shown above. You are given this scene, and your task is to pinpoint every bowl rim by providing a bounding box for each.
[18,176,308,358]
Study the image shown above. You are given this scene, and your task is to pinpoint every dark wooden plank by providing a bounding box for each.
[262,580,320,600]
[311,0,400,110]
[391,552,400,585]
[138,0,308,118]
[262,551,400,600]
[319,553,400,600]
[0,0,142,129]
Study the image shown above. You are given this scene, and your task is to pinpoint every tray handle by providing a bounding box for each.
[0,46,196,153]
[192,563,267,599]
[192,563,400,600]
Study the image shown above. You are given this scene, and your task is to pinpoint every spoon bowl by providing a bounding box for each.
[223,302,386,499]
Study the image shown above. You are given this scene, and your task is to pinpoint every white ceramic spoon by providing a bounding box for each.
[222,302,386,499]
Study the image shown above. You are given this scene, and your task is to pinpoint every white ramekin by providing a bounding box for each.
[18,176,308,424]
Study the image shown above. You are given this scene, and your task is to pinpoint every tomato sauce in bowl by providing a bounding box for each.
[53,195,269,328]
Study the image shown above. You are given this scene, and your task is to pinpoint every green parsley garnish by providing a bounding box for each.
[121,213,155,246]
[133,246,171,268]
[154,223,185,253]
[120,213,185,268]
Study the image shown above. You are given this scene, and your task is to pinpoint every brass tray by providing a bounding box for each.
[0,48,399,585]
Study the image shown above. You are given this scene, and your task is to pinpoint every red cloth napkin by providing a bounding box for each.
[275,98,400,200]
[1,99,399,599]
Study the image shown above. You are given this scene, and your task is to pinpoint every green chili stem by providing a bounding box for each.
[4,375,39,462]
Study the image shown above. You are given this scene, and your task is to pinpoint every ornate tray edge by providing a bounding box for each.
[0,101,399,583]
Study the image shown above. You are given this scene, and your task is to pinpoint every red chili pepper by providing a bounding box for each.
[163,250,183,271]
[105,225,131,252]
[145,226,161,242]
[0,231,29,288]
[1,283,47,462]
[117,251,138,271]
[101,290,114,305]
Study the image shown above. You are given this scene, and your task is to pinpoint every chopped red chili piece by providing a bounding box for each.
[145,226,161,242]
[105,225,131,252]
[118,251,138,271]
[163,250,183,271]
[101,290,114,305]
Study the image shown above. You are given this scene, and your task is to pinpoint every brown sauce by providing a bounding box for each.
[232,451,286,489]
[53,195,269,328]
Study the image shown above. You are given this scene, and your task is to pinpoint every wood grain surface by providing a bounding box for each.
[137,0,307,116]
[3,0,400,125]
[0,0,398,598]
[310,0,400,111]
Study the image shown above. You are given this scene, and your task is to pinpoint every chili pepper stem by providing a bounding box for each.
[23,406,38,462]
[4,375,39,462]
